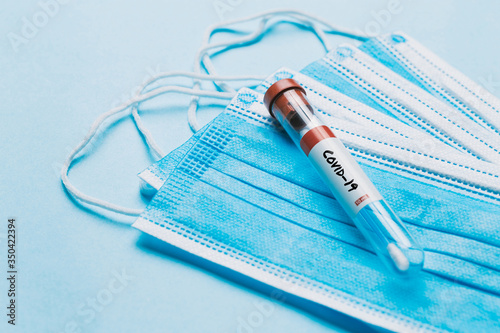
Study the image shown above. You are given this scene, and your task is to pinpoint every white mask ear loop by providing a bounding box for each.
[62,9,369,219]
[201,17,331,93]
[136,12,338,139]
[61,86,234,219]
[132,18,302,154]
[187,9,369,131]
[131,72,264,159]
[199,9,369,89]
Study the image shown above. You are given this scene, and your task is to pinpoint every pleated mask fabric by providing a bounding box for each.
[134,67,500,331]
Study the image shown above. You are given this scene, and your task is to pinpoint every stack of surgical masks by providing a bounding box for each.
[61,11,500,332]
[133,33,500,332]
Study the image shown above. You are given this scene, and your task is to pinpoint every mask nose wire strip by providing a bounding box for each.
[61,86,234,218]
[186,9,369,132]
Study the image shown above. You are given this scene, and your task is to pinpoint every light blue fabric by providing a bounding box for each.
[135,91,500,331]
[139,125,209,191]
[300,37,500,164]
[358,33,500,137]
[358,35,428,91]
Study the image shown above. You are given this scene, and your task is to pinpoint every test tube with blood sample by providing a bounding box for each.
[264,78,424,277]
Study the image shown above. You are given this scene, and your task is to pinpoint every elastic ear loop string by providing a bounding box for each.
[198,9,369,93]
[186,9,369,131]
[62,15,312,217]
[203,16,332,92]
[188,17,310,131]
[134,9,369,146]
[131,72,264,159]
[199,18,322,92]
[196,10,368,96]
[202,11,346,91]
[133,15,322,152]
[62,9,370,218]
[61,86,234,218]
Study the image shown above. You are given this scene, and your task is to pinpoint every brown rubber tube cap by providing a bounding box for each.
[263,78,306,117]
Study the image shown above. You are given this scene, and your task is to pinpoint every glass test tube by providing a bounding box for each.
[263,79,424,277]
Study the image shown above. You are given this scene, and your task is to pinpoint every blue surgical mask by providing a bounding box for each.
[58,8,500,332]
[139,125,209,195]
[358,32,500,137]
[143,70,500,198]
[134,83,500,332]
[301,41,500,164]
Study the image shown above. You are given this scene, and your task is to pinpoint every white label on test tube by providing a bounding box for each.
[307,136,383,217]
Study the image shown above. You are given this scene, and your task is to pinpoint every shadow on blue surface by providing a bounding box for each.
[137,233,389,333]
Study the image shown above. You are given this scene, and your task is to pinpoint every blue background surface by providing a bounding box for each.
[1,1,500,332]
